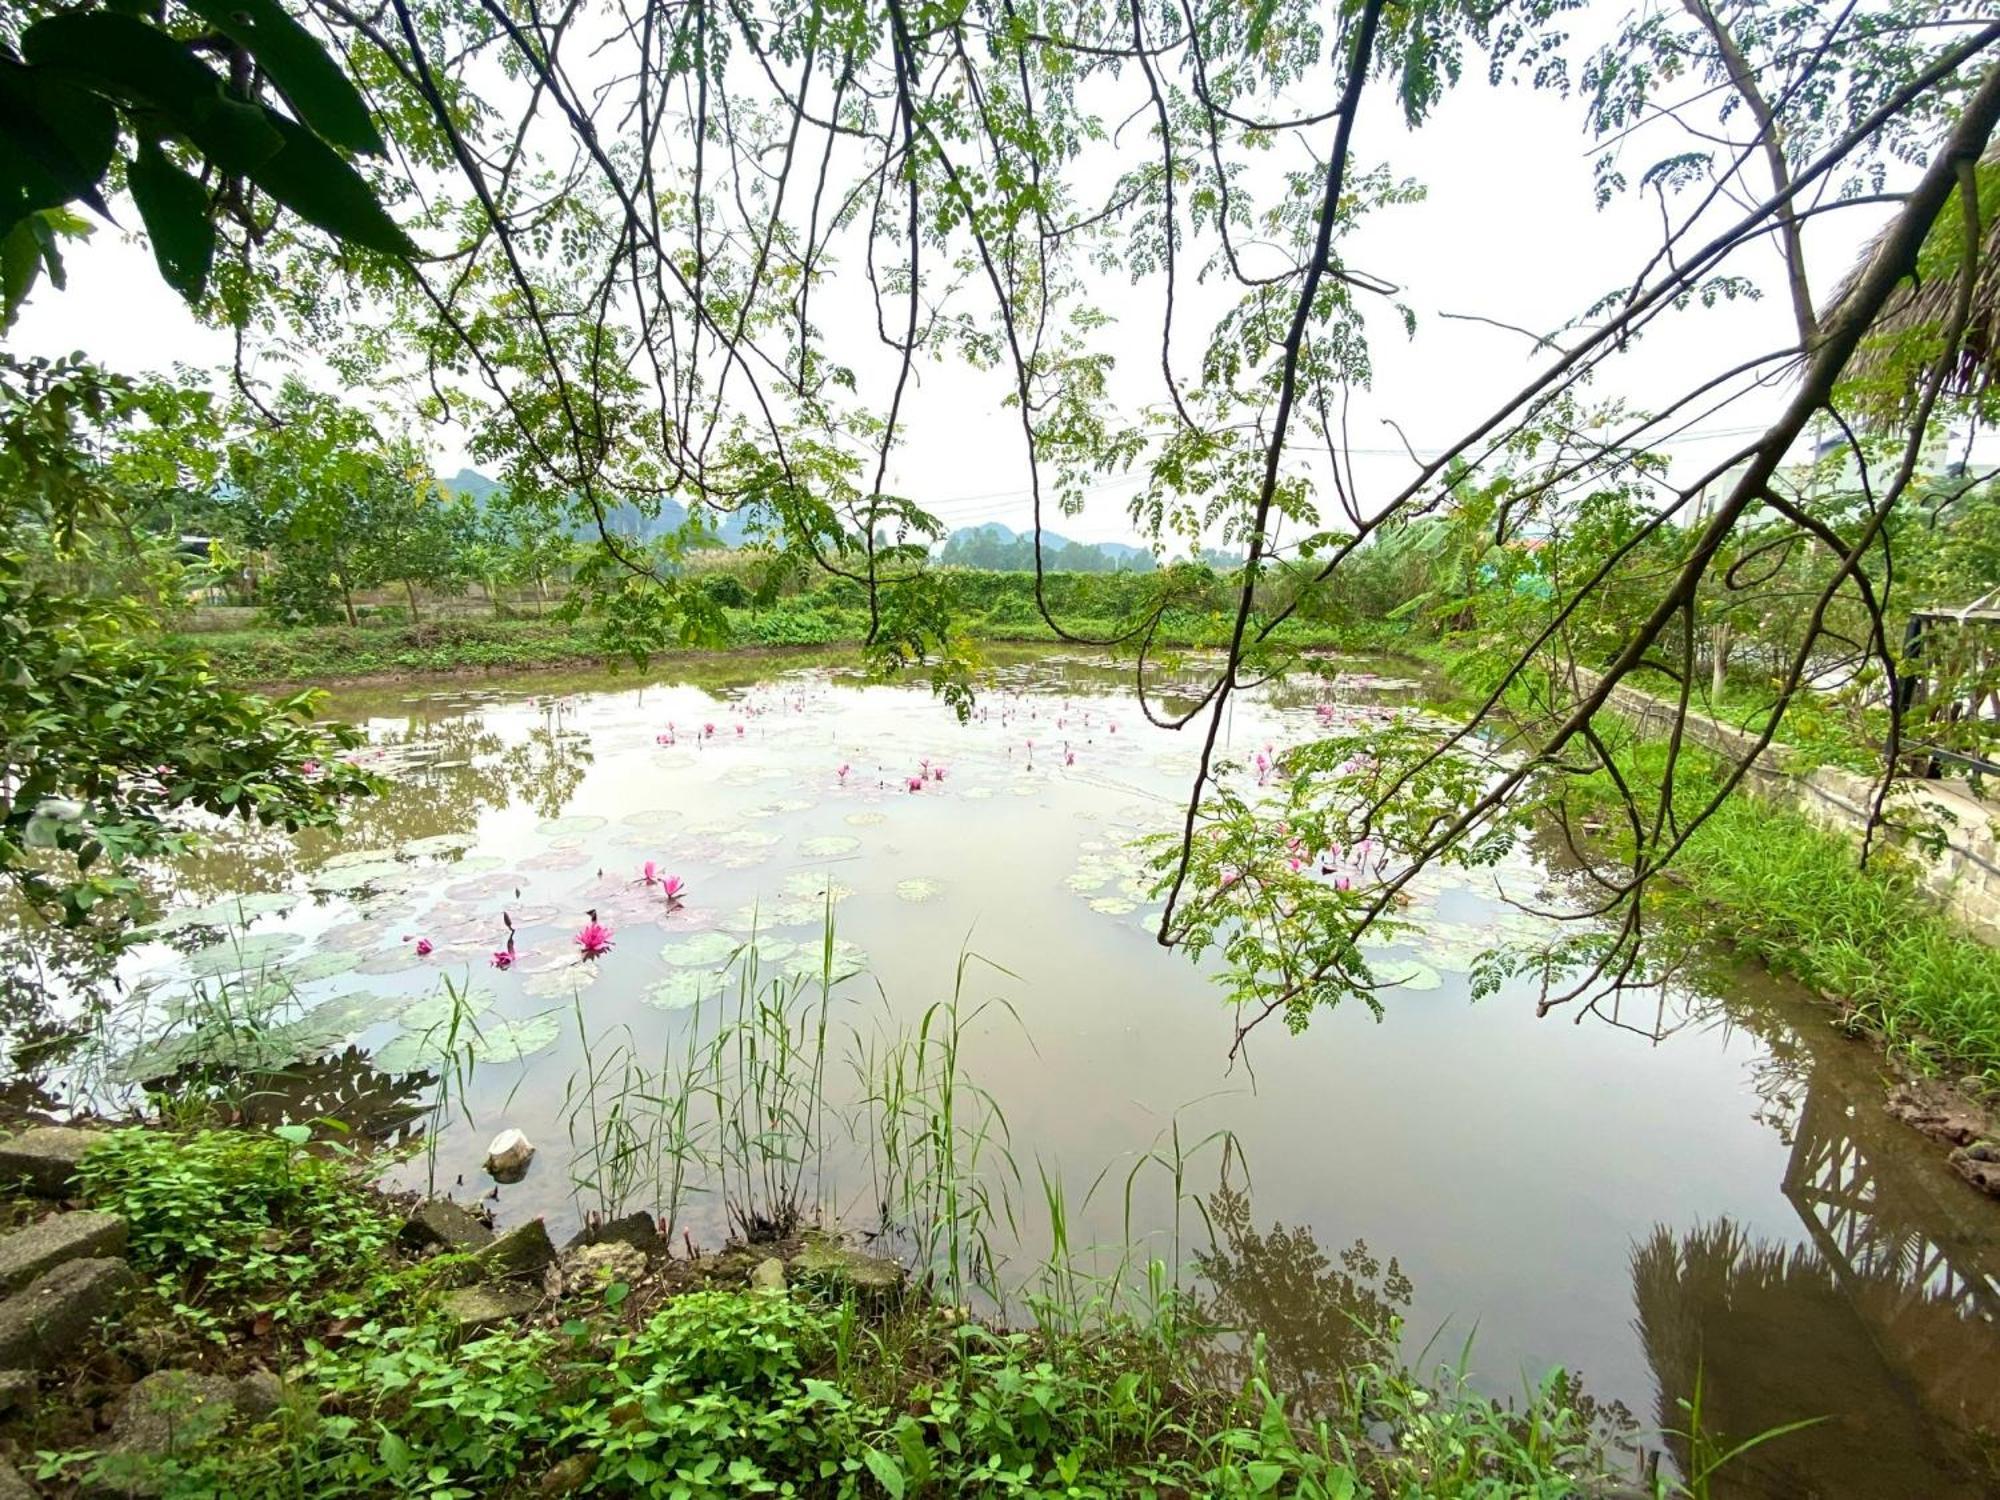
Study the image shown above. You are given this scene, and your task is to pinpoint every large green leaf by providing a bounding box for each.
[22,14,282,174]
[127,140,214,300]
[247,110,413,257]
[179,0,385,156]
[0,61,117,230]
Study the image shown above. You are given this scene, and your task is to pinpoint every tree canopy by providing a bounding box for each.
[5,0,2000,1031]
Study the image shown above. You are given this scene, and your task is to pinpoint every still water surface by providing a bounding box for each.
[99,647,2000,1496]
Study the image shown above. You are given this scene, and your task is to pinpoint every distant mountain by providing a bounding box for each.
[439,472,1151,568]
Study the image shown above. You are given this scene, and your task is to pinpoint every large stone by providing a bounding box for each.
[0,1126,102,1198]
[234,1368,285,1420]
[0,1258,135,1369]
[561,1241,645,1292]
[473,1219,555,1281]
[483,1128,536,1183]
[400,1199,493,1252]
[562,1209,658,1254]
[0,1211,126,1294]
[0,1459,32,1500]
[1951,1142,2000,1198]
[84,1370,238,1498]
[749,1257,787,1292]
[441,1283,541,1331]
[0,1369,32,1416]
[1886,1081,1990,1146]
[787,1236,903,1303]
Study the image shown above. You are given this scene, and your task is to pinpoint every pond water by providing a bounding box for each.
[52,647,2000,1496]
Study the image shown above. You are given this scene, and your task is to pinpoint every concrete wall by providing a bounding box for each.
[1585,674,2000,945]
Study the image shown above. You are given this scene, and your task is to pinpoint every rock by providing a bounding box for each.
[749,1257,787,1292]
[539,1452,599,1495]
[0,1258,136,1369]
[1885,1081,1990,1147]
[474,1219,556,1281]
[0,1368,33,1416]
[787,1236,903,1303]
[483,1128,535,1183]
[235,1368,285,1419]
[0,1459,32,1500]
[0,1126,101,1198]
[0,1210,127,1294]
[561,1241,645,1291]
[400,1198,493,1252]
[1951,1145,2000,1198]
[561,1210,659,1254]
[441,1283,541,1331]
[86,1370,238,1497]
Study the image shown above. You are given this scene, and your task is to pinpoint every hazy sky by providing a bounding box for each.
[7,33,1920,546]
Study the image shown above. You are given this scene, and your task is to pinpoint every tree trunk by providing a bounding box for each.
[1710,622,1732,700]
[339,576,358,628]
[404,578,421,624]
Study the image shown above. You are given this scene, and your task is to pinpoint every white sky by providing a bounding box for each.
[4,30,1932,547]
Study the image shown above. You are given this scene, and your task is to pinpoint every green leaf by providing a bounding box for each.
[246,110,413,258]
[179,0,385,156]
[21,14,282,175]
[0,61,118,228]
[127,140,214,301]
[0,219,45,330]
[271,1123,311,1145]
[860,1450,904,1499]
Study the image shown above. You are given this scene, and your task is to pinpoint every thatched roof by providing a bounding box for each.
[1833,147,2000,422]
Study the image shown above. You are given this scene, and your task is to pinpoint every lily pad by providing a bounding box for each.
[284,950,364,984]
[621,807,682,828]
[537,815,607,836]
[1088,895,1137,916]
[308,860,413,893]
[643,969,730,1012]
[184,931,305,978]
[844,811,888,826]
[661,931,743,970]
[783,939,869,981]
[300,991,400,1037]
[895,878,945,904]
[798,835,860,859]
[401,832,479,857]
[523,964,601,999]
[395,985,497,1031]
[1373,960,1444,992]
[322,847,399,870]
[779,873,853,903]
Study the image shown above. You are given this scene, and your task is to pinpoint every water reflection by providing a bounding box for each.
[142,1047,434,1150]
[1188,1184,1412,1417]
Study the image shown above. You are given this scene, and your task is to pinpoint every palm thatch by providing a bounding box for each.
[1832,146,2000,424]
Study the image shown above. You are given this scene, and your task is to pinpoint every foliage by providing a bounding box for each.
[0,0,409,325]
[75,1126,398,1333]
[0,354,374,928]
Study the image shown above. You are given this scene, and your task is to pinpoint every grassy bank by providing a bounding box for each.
[9,1122,1656,1499]
[1627,745,2000,1090]
[172,571,1364,687]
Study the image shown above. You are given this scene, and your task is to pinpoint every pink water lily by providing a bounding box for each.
[490,948,515,970]
[836,763,850,781]
[415,938,434,957]
[643,860,659,885]
[662,875,685,901]
[575,921,615,960]
[906,775,923,793]
[931,765,946,781]
[702,722,716,738]
[735,723,745,736]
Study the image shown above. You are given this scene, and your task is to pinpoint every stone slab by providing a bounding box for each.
[0,1258,135,1369]
[441,1283,540,1331]
[0,1126,102,1197]
[0,1210,126,1294]
[399,1198,493,1252]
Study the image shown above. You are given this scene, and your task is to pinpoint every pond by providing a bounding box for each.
[43,646,2000,1496]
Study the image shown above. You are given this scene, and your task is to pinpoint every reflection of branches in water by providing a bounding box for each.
[1186,1185,1410,1418]
[498,719,593,820]
[144,1047,434,1152]
[1632,1220,1993,1499]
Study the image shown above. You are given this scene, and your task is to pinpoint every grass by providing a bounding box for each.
[39,1118,1651,1499]
[29,925,1736,1499]
[1661,766,2000,1087]
[173,577,1372,687]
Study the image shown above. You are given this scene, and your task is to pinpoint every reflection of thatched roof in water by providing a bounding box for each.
[1631,1221,1995,1498]
[1835,147,2000,419]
